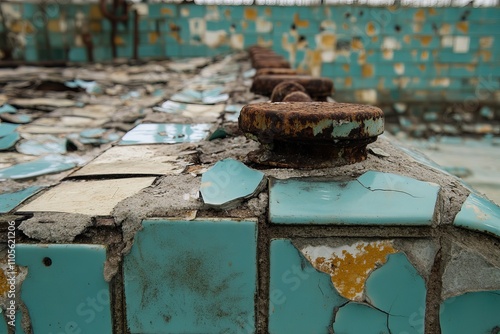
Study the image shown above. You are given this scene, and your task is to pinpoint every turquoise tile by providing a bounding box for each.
[16,244,112,333]
[454,192,500,238]
[124,219,257,333]
[440,290,500,334]
[0,155,76,180]
[0,104,17,114]
[0,132,20,151]
[0,310,24,334]
[0,123,18,136]
[365,253,426,334]
[269,239,346,334]
[0,186,44,213]
[119,123,210,145]
[269,171,440,225]
[333,302,389,334]
[201,159,265,209]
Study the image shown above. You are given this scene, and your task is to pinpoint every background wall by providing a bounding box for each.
[0,2,499,103]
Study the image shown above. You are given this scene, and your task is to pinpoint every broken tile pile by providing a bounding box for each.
[1,50,500,333]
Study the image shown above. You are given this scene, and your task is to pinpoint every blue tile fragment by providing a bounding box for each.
[0,186,44,213]
[269,239,347,334]
[124,219,257,334]
[365,253,426,334]
[0,104,17,114]
[119,123,210,145]
[0,123,18,137]
[454,192,500,238]
[0,155,76,180]
[16,244,112,333]
[0,132,20,151]
[440,290,500,334]
[269,171,440,225]
[333,302,389,334]
[200,159,265,209]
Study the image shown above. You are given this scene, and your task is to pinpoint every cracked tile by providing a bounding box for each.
[16,244,112,333]
[124,219,257,333]
[454,192,500,238]
[0,155,77,180]
[269,239,346,334]
[200,158,265,209]
[18,177,155,215]
[333,302,389,334]
[269,171,440,225]
[440,290,500,334]
[119,123,210,145]
[0,186,44,213]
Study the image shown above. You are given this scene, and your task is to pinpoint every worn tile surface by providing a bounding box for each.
[0,186,44,213]
[200,158,265,209]
[16,244,112,333]
[124,219,257,333]
[269,171,440,225]
[119,123,211,145]
[454,192,500,237]
[440,290,500,334]
[269,239,346,334]
[18,177,155,215]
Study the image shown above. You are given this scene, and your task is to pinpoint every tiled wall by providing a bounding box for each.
[0,3,499,103]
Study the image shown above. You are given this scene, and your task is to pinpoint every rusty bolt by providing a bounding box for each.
[270,81,307,102]
[283,91,312,102]
[238,102,384,168]
[251,74,333,101]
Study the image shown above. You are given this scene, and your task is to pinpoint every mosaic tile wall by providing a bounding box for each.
[1,3,500,103]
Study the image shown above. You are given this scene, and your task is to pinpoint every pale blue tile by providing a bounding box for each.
[333,302,389,334]
[269,239,346,334]
[16,244,112,333]
[0,132,20,151]
[365,253,426,334]
[124,219,257,334]
[0,186,44,213]
[119,123,210,145]
[201,159,265,209]
[0,155,76,180]
[454,193,500,238]
[269,171,440,225]
[0,123,18,137]
[0,104,17,114]
[440,290,500,334]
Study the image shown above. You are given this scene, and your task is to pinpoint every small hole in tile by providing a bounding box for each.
[395,25,401,32]
[43,257,52,267]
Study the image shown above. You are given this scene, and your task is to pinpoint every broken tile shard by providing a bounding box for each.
[200,158,265,209]
[16,135,68,155]
[0,186,44,213]
[454,192,500,238]
[0,132,20,151]
[119,123,210,145]
[270,171,440,225]
[0,155,76,180]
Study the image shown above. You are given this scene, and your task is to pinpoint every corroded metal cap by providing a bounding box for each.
[270,81,307,102]
[251,75,333,100]
[239,102,384,168]
[255,68,306,77]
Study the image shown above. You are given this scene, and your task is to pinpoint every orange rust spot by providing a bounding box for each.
[311,241,397,300]
[320,34,336,48]
[417,35,433,46]
[352,39,364,51]
[479,37,493,49]
[89,21,102,33]
[419,64,426,71]
[456,22,469,34]
[358,52,366,65]
[10,20,35,34]
[440,23,451,35]
[169,31,181,43]
[0,269,8,296]
[244,8,258,21]
[89,4,103,19]
[415,9,425,22]
[149,32,159,44]
[429,8,437,15]
[465,64,475,72]
[114,36,125,46]
[477,50,492,62]
[421,50,429,60]
[371,36,379,43]
[382,49,393,60]
[47,19,62,33]
[342,64,350,72]
[403,35,411,44]
[342,23,349,31]
[362,64,374,78]
[345,77,353,88]
[161,8,173,15]
[366,22,376,36]
[293,13,309,28]
[224,9,231,19]
[414,23,423,33]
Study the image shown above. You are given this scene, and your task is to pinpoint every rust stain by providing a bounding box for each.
[456,22,469,34]
[358,52,366,65]
[295,14,309,28]
[382,49,393,60]
[477,50,492,62]
[47,19,61,33]
[224,9,231,19]
[429,8,437,15]
[366,22,376,36]
[114,36,125,46]
[479,37,493,49]
[149,32,159,44]
[421,50,429,60]
[440,23,451,35]
[342,64,350,72]
[417,35,433,47]
[362,64,374,78]
[161,8,173,15]
[0,269,8,296]
[403,35,411,44]
[345,77,353,88]
[321,34,336,48]
[89,4,103,19]
[10,20,35,34]
[342,23,349,31]
[415,9,425,22]
[435,63,448,75]
[310,241,397,300]
[371,36,379,43]
[89,21,102,33]
[465,64,475,72]
[414,23,423,33]
[419,64,426,71]
[352,39,364,51]
[244,8,258,21]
